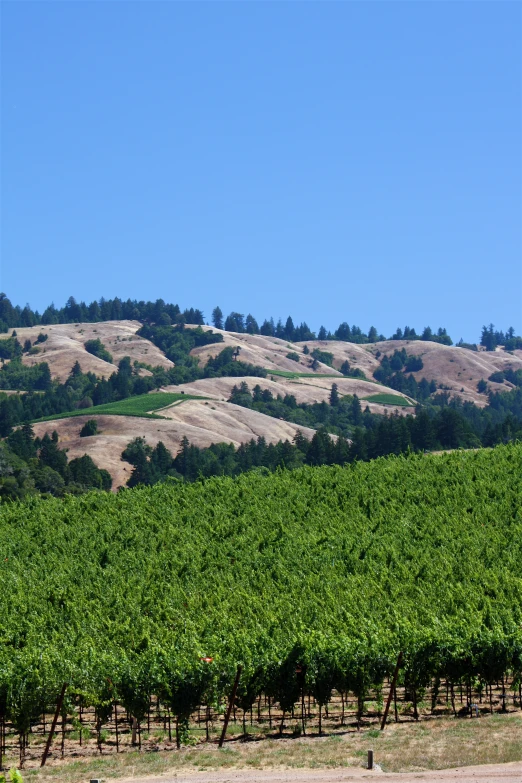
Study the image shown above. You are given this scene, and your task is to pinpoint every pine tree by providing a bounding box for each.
[211,307,223,329]
[335,322,351,341]
[284,316,295,340]
[128,450,156,487]
[151,441,173,476]
[329,383,340,406]
[245,314,259,334]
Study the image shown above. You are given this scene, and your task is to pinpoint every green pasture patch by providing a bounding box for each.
[267,369,340,379]
[32,392,206,423]
[362,393,415,406]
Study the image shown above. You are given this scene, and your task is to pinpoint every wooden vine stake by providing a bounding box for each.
[41,683,68,767]
[218,665,242,748]
[380,652,403,731]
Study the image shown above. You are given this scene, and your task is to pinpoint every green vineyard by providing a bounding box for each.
[0,443,521,765]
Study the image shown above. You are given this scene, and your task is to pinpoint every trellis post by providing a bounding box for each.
[380,652,402,730]
[41,683,68,767]
[219,665,242,747]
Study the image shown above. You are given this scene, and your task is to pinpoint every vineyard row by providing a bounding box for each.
[2,676,522,769]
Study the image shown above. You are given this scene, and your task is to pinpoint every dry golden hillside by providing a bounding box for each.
[161,375,412,415]
[295,339,380,377]
[6,321,173,381]
[7,321,522,490]
[191,327,340,376]
[32,401,317,488]
[8,320,515,408]
[365,341,522,406]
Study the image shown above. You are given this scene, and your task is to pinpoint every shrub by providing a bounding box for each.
[311,348,334,367]
[80,419,98,437]
[477,379,488,394]
[488,371,505,384]
[84,338,113,363]
[286,352,300,362]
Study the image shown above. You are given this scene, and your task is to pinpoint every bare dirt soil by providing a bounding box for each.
[120,763,522,782]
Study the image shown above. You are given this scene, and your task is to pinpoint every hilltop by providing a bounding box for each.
[5,321,521,406]
[1,294,521,492]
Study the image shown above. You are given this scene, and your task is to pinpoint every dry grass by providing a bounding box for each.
[20,713,522,783]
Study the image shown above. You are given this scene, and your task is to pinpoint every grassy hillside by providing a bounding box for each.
[32,391,204,421]
[1,443,521,749]
[362,392,415,406]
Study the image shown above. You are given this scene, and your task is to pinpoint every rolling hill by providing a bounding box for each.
[3,319,522,489]
[5,320,173,381]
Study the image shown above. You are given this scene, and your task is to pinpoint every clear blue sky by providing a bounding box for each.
[1,1,521,342]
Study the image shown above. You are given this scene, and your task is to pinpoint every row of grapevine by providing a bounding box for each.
[1,669,521,766]
[0,444,521,765]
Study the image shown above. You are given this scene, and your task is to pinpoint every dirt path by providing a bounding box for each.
[120,761,522,783]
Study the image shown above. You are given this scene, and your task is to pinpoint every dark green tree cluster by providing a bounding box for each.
[84,338,113,363]
[391,326,453,345]
[339,360,366,379]
[0,336,23,359]
[228,382,366,437]
[226,381,522,460]
[480,324,522,352]
[488,368,522,386]
[309,323,453,345]
[311,348,334,367]
[0,423,111,500]
[0,359,52,391]
[373,350,434,400]
[2,292,519,348]
[214,310,316,342]
[0,292,205,332]
[121,395,521,488]
[122,430,353,486]
[374,349,424,381]
[138,324,267,384]
[80,419,98,437]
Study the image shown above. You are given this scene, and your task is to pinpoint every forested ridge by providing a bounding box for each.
[0,444,521,764]
[1,292,520,349]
